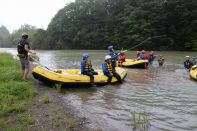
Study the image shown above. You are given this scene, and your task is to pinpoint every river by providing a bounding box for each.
[0,48,197,131]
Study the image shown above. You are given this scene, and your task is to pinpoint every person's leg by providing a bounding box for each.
[93,71,98,75]
[105,73,112,84]
[113,72,122,83]
[23,60,30,80]
[85,72,94,83]
[20,59,26,80]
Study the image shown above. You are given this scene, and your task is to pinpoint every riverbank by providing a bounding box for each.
[0,53,89,130]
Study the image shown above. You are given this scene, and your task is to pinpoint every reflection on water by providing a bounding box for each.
[1,48,197,131]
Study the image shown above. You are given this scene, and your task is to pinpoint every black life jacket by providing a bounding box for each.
[185,61,191,68]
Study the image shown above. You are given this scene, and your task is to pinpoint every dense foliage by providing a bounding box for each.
[1,0,197,51]
[0,26,11,47]
[47,0,197,50]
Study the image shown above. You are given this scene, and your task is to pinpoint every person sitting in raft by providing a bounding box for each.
[136,51,141,60]
[139,50,147,60]
[81,53,98,86]
[118,51,126,67]
[102,55,122,84]
[184,56,193,72]
[191,57,197,65]
[148,51,156,65]
[158,55,165,66]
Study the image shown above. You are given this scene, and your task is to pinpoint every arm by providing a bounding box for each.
[24,44,35,54]
[102,64,109,74]
[81,61,86,73]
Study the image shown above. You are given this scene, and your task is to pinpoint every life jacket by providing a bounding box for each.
[143,53,147,60]
[84,61,92,72]
[185,61,191,69]
[148,55,153,61]
[105,62,113,73]
[120,54,126,60]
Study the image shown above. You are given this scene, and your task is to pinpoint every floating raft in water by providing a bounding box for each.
[190,65,197,81]
[32,66,127,86]
[117,59,148,69]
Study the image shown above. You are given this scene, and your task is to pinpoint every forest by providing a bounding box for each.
[0,0,196,51]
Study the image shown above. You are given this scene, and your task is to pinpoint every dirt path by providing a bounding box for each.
[30,80,90,131]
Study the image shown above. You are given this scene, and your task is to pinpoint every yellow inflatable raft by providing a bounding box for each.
[32,66,127,86]
[190,65,197,81]
[118,59,148,69]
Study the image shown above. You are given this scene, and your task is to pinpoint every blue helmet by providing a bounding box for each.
[108,45,113,51]
[82,53,89,60]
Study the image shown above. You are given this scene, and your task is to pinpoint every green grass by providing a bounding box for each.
[0,53,37,129]
[18,113,35,125]
[42,92,52,104]
[130,110,150,130]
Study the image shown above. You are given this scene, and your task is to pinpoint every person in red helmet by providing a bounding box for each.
[139,50,147,60]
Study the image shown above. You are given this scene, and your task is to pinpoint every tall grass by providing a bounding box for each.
[0,53,37,128]
[130,110,151,131]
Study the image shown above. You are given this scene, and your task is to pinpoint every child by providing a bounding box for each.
[158,55,165,66]
[118,51,126,67]
[81,53,98,86]
[102,55,122,84]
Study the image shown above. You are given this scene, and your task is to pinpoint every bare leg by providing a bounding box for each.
[23,69,29,80]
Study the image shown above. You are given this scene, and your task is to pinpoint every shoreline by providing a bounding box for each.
[30,79,90,130]
[0,53,90,130]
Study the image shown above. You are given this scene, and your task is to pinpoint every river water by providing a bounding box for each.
[0,48,197,131]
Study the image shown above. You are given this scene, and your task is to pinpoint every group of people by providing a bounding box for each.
[18,33,196,83]
[184,56,196,72]
[81,45,122,86]
[136,50,165,66]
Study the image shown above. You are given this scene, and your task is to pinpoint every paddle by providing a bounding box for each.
[29,55,51,70]
[123,35,166,51]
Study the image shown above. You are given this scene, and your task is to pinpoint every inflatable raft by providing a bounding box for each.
[190,65,197,81]
[118,59,148,69]
[32,66,127,86]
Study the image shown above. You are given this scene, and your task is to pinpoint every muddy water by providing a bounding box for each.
[1,48,197,131]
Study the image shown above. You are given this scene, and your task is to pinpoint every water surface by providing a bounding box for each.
[1,48,196,131]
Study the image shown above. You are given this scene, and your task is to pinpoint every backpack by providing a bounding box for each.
[17,40,25,54]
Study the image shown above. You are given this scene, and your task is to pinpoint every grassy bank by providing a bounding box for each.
[0,53,37,130]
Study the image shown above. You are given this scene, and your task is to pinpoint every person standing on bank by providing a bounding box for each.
[17,33,35,81]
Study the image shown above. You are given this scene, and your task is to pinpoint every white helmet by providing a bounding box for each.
[105,55,111,60]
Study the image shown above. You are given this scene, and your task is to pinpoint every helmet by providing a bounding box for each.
[22,33,28,39]
[105,55,111,60]
[108,45,113,51]
[82,53,89,60]
[185,56,190,60]
[192,57,196,60]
